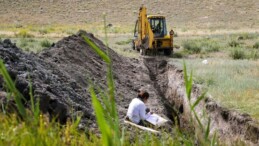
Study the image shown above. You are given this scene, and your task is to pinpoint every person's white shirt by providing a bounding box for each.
[127,98,150,124]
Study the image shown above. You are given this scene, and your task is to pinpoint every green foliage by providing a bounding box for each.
[173,44,180,49]
[237,33,257,40]
[228,40,240,47]
[182,38,220,54]
[253,42,259,49]
[0,60,27,118]
[20,38,29,47]
[183,40,201,53]
[40,39,52,48]
[230,48,245,60]
[115,39,132,45]
[172,52,183,58]
[183,62,217,145]
[16,29,34,38]
[247,49,259,60]
[39,28,49,35]
[173,32,178,37]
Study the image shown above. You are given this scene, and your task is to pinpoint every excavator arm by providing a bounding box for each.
[138,6,154,49]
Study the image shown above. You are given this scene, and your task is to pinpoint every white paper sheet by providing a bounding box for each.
[146,114,168,126]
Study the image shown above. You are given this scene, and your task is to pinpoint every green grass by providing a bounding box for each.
[253,42,259,49]
[115,39,132,45]
[40,39,52,48]
[174,59,259,120]
[10,38,57,53]
[182,38,221,54]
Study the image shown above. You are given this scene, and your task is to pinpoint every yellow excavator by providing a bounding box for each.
[132,5,174,56]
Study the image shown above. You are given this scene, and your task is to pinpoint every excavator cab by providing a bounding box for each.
[148,16,167,38]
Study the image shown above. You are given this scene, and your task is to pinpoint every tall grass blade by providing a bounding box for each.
[183,62,192,100]
[84,34,120,145]
[0,60,26,118]
[90,85,112,146]
[205,118,211,141]
[211,132,217,146]
[193,109,204,131]
[191,92,206,110]
[82,36,111,64]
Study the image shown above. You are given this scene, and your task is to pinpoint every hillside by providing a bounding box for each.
[0,0,258,29]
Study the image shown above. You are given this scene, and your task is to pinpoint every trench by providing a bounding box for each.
[143,57,259,145]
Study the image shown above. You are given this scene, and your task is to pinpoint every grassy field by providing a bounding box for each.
[172,58,259,120]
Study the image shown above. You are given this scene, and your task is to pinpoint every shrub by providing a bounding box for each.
[237,33,256,40]
[172,52,183,58]
[253,42,259,49]
[247,50,259,60]
[173,44,180,49]
[202,41,220,52]
[173,32,178,37]
[230,48,245,59]
[20,38,28,47]
[40,39,51,48]
[39,28,49,35]
[16,29,34,38]
[228,40,240,47]
[115,39,132,45]
[182,40,201,53]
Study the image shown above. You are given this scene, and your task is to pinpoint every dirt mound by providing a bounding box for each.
[0,31,168,130]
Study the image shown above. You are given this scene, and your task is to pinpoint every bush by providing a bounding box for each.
[228,40,240,47]
[173,44,180,49]
[16,29,34,38]
[115,39,132,45]
[202,40,220,53]
[173,32,178,37]
[20,38,28,47]
[253,42,259,49]
[39,28,49,35]
[247,50,259,60]
[40,39,51,48]
[237,33,257,40]
[182,39,220,54]
[172,52,183,58]
[230,48,245,60]
[182,40,201,53]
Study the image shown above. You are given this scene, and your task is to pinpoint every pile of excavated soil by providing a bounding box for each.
[0,31,168,130]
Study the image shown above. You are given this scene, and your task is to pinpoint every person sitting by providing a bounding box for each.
[126,90,152,126]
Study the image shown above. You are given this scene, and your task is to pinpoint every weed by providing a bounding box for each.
[182,40,201,53]
[174,32,178,37]
[16,29,34,38]
[173,44,180,49]
[182,38,220,54]
[253,42,259,49]
[24,47,30,52]
[172,52,183,58]
[39,28,49,35]
[115,39,132,45]
[237,33,257,40]
[247,50,259,60]
[40,39,52,48]
[230,48,245,60]
[228,40,240,47]
[183,62,217,145]
[20,38,28,47]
